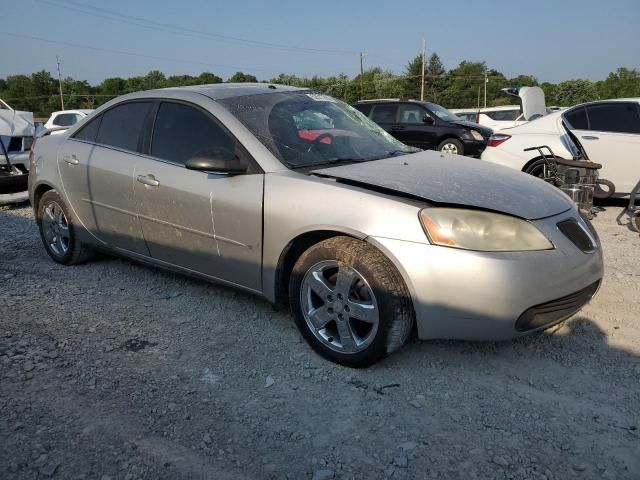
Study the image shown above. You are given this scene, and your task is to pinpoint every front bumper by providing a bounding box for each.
[462,139,487,158]
[368,210,604,341]
[5,151,30,171]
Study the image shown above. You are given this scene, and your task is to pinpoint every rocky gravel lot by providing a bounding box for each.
[1,198,639,480]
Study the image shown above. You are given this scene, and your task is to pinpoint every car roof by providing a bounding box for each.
[50,109,93,115]
[157,82,306,100]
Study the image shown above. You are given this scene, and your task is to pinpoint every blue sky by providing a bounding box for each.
[1,0,639,84]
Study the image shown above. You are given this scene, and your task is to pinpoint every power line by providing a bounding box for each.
[0,31,303,76]
[33,0,360,56]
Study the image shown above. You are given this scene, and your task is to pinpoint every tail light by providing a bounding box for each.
[487,134,511,147]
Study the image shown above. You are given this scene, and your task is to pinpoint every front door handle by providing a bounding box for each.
[391,125,405,131]
[581,135,599,140]
[136,174,160,187]
[63,155,79,165]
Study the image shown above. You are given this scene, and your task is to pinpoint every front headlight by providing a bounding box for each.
[419,208,553,251]
[470,129,484,141]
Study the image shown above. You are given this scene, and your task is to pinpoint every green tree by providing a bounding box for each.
[596,68,640,99]
[552,79,599,106]
[425,53,447,102]
[197,72,223,85]
[228,72,258,83]
[404,54,424,100]
[438,61,487,108]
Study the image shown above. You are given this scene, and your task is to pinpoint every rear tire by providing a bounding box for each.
[437,138,464,155]
[524,158,549,178]
[289,236,414,368]
[37,190,94,265]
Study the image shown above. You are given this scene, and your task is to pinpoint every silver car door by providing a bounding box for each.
[134,101,263,291]
[82,101,151,254]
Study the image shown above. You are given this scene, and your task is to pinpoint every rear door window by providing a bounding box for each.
[585,102,640,134]
[96,102,151,152]
[150,102,235,165]
[564,107,588,130]
[370,104,398,124]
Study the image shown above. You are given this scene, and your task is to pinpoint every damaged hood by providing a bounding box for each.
[0,110,34,137]
[311,150,573,220]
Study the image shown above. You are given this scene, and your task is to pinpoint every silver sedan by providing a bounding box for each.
[28,84,603,367]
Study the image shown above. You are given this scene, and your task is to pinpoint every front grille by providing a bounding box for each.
[515,281,600,332]
[557,218,595,252]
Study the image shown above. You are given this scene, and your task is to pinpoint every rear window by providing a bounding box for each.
[484,109,520,121]
[53,113,82,127]
[96,102,150,152]
[585,103,640,134]
[564,107,588,130]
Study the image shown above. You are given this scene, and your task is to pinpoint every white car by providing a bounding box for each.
[452,106,526,131]
[481,99,640,196]
[44,109,93,134]
[451,87,549,131]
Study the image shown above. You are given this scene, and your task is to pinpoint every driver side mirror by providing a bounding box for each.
[185,149,247,175]
[423,115,435,124]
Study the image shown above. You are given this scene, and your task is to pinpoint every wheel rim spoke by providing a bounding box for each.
[334,266,356,298]
[336,318,356,349]
[306,271,334,299]
[308,305,332,330]
[347,299,377,324]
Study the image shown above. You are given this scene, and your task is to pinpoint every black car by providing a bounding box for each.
[353,99,493,157]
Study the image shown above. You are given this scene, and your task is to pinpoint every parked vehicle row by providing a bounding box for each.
[353,99,493,156]
[481,98,640,196]
[29,84,603,366]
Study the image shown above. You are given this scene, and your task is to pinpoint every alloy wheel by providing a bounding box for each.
[42,201,70,257]
[440,143,459,154]
[300,260,379,354]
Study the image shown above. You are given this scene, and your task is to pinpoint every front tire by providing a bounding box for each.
[37,190,94,265]
[437,138,464,155]
[289,237,414,367]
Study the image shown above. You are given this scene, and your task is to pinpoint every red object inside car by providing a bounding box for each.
[298,129,361,144]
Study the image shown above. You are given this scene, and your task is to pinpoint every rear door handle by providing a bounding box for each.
[63,155,79,165]
[136,174,160,187]
[581,135,599,140]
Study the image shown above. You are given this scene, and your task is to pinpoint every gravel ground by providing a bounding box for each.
[1,198,639,480]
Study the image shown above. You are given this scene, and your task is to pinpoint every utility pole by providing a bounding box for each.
[56,55,65,110]
[483,70,488,109]
[420,39,426,101]
[359,52,364,99]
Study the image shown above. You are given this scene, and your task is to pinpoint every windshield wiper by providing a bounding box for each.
[291,157,369,169]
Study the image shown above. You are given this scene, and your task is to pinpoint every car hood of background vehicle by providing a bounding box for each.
[450,120,492,137]
[311,150,573,220]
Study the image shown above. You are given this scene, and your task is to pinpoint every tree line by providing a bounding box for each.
[1,52,639,117]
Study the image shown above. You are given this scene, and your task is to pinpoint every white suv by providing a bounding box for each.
[481,99,640,196]
[44,109,93,133]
